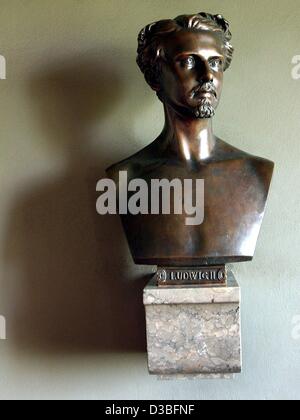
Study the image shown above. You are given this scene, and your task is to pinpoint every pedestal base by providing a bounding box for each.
[144,272,241,378]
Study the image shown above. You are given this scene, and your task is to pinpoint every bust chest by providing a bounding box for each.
[120,157,273,266]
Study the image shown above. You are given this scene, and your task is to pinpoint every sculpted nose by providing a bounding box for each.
[197,62,213,85]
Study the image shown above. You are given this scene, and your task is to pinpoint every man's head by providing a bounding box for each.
[137,13,234,119]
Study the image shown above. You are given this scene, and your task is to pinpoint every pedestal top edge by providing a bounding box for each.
[144,271,240,305]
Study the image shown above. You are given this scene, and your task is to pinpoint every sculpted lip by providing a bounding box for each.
[191,85,217,99]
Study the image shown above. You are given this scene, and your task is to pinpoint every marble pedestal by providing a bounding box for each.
[144,272,241,378]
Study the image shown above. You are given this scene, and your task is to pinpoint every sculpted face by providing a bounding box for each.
[158,30,224,119]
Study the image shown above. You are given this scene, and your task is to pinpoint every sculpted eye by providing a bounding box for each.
[180,56,195,69]
[209,58,223,71]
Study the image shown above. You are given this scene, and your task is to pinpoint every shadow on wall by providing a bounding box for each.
[4,54,151,354]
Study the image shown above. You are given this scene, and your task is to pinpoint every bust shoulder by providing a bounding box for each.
[212,138,274,165]
[212,140,274,194]
[106,141,162,183]
[107,138,274,185]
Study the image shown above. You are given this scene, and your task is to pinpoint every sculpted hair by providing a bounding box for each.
[137,12,234,90]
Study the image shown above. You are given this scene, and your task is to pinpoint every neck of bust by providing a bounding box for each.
[162,103,216,162]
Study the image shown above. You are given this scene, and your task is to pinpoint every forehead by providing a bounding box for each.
[162,30,224,59]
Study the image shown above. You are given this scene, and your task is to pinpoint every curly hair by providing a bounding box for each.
[137,12,234,90]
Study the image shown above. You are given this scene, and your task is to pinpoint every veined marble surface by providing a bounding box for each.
[144,272,241,377]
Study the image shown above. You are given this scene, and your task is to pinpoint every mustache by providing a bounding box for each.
[191,82,217,99]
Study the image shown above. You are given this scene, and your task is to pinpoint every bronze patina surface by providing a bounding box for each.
[107,12,274,267]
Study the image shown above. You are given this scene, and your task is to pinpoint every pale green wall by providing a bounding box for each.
[0,0,299,400]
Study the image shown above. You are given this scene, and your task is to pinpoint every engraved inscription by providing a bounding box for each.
[158,269,167,282]
[157,266,227,286]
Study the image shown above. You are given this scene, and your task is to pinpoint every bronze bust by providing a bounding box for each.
[107,12,274,267]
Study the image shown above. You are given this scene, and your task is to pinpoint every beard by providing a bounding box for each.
[194,99,215,119]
